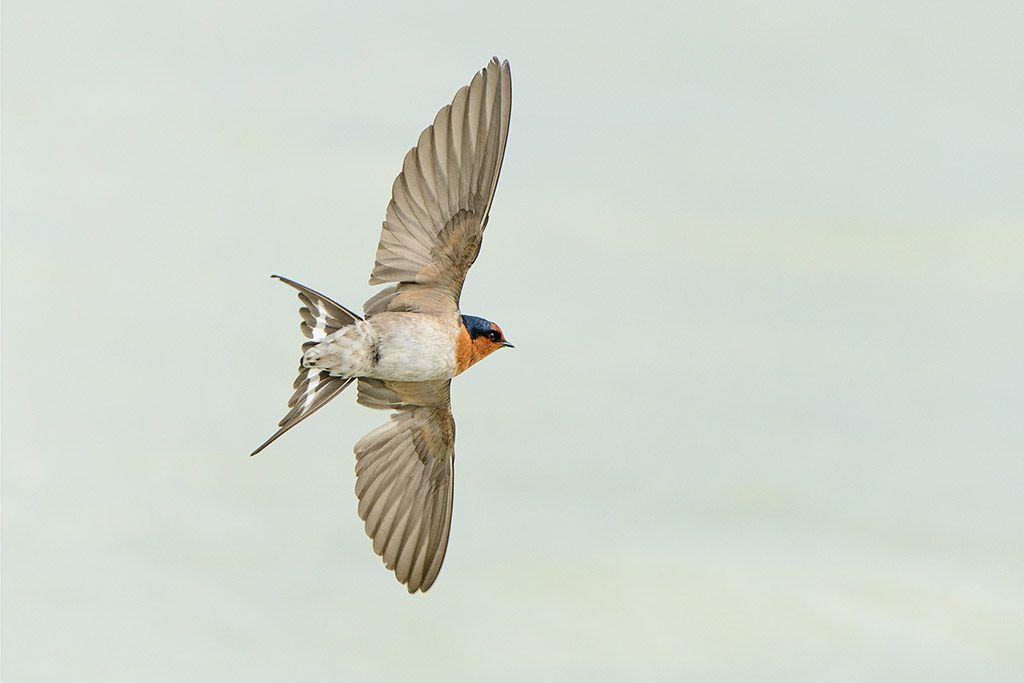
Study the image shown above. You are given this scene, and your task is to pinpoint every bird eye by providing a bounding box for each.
[487,330,501,342]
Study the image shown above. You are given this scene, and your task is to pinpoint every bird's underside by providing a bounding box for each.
[251,57,512,593]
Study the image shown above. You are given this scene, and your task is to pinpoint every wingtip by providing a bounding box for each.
[486,56,509,71]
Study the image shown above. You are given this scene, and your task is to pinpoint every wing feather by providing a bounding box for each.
[365,58,512,318]
[353,379,455,593]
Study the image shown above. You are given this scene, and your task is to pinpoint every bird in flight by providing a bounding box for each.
[251,58,513,593]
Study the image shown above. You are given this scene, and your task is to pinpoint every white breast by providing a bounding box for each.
[368,313,459,381]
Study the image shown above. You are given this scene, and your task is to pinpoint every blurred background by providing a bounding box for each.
[3,1,1022,680]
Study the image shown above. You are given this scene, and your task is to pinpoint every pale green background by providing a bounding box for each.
[3,1,1023,680]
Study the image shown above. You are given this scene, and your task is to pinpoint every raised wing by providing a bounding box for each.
[353,379,455,593]
[250,276,361,456]
[365,57,512,318]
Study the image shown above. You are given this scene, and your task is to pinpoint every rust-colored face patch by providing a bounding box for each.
[455,325,475,374]
[455,321,506,374]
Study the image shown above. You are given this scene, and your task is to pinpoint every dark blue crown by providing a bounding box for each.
[460,315,493,339]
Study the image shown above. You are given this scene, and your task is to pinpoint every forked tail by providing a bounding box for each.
[250,275,363,456]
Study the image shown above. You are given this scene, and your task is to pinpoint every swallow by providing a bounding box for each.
[251,58,513,593]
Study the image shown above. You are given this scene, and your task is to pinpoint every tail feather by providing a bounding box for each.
[272,274,363,338]
[251,276,361,456]
[251,374,353,456]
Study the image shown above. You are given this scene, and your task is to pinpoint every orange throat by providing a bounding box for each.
[454,325,499,375]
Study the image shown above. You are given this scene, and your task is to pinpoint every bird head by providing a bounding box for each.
[458,314,513,371]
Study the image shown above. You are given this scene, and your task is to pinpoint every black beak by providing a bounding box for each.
[501,341,515,348]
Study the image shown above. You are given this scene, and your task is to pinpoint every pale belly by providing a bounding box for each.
[301,312,458,381]
[365,313,459,382]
